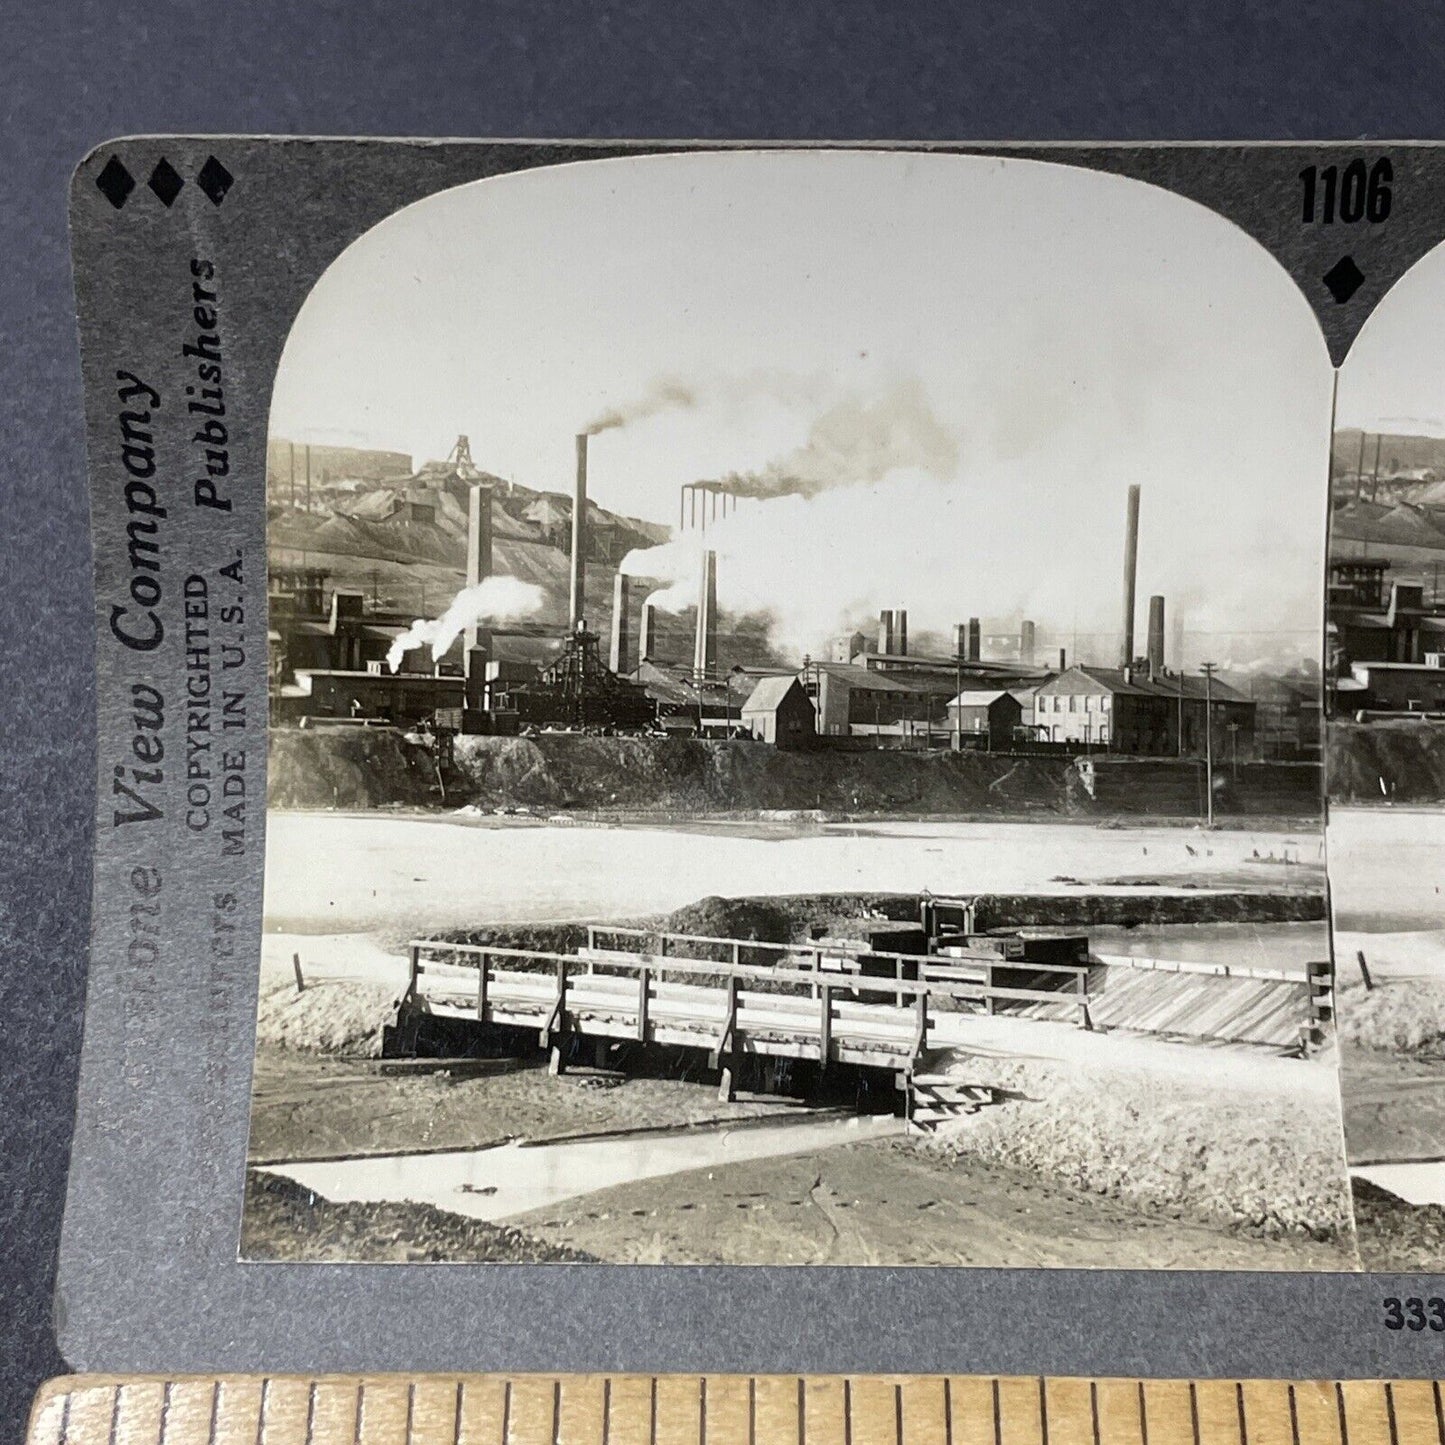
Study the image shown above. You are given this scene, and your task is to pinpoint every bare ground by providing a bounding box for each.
[506,1140,1355,1269]
[247,1048,1356,1269]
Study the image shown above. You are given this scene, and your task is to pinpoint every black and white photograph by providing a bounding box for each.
[1325,237,1445,1271]
[243,150,1351,1268]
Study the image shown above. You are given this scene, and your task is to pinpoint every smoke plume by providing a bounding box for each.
[388,575,546,671]
[584,377,698,435]
[694,377,958,501]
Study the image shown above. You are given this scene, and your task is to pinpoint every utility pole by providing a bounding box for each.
[1201,662,1218,828]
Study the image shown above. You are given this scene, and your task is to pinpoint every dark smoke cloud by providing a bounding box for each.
[584,377,698,435]
[693,377,959,500]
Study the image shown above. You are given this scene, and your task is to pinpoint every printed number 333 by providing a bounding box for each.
[1382,1296,1445,1331]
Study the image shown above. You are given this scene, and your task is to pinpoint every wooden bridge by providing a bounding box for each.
[398,931,1094,1103]
[396,925,1333,1113]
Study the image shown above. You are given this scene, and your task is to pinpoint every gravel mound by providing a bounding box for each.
[917,1054,1354,1241]
[1337,979,1445,1056]
[255,977,397,1055]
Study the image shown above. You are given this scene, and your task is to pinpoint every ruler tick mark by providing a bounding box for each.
[502,1381,512,1445]
[1336,1383,1350,1445]
[1189,1384,1200,1445]
[453,1381,465,1445]
[1287,1387,1300,1445]
[1138,1383,1149,1445]
[1089,1383,1100,1445]
[1433,1383,1444,1445]
[1385,1385,1399,1445]
[945,1378,955,1445]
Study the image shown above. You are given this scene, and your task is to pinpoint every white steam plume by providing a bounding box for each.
[387,575,546,671]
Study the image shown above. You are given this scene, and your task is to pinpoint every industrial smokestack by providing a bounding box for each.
[610,572,632,675]
[1120,483,1141,668]
[1059,647,1067,671]
[878,609,894,656]
[895,609,908,657]
[953,623,967,659]
[967,617,981,662]
[1146,595,1166,681]
[464,482,493,655]
[569,434,588,629]
[693,549,718,678]
[1020,619,1036,665]
[640,600,659,662]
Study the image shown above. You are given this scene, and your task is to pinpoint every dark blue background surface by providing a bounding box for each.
[5,2,1445,1439]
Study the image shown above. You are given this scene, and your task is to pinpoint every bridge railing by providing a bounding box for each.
[404,936,1096,1024]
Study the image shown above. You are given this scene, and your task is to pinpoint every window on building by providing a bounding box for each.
[1084,695,1094,711]
[1069,695,1077,712]
[1100,695,1111,711]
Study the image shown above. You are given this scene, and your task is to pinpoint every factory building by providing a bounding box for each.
[1033,665,1257,757]
[1328,557,1445,715]
[801,662,926,737]
[1342,658,1445,716]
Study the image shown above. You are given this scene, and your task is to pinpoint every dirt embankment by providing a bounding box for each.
[269,728,438,809]
[1330,720,1445,803]
[1351,1178,1445,1271]
[242,1168,594,1263]
[268,729,1321,819]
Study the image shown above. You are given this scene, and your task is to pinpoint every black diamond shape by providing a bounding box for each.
[196,156,234,206]
[95,156,135,209]
[148,158,184,207]
[1323,255,1365,305]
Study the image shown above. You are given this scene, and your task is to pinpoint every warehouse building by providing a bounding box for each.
[740,676,817,747]
[945,690,1024,750]
[1033,665,1256,758]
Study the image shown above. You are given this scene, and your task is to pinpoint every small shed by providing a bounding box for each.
[946,689,1022,749]
[741,676,817,748]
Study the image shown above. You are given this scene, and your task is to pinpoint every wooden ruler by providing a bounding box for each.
[26,1376,1445,1445]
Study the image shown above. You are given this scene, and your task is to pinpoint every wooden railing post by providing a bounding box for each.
[476,950,488,1021]
[912,989,928,1063]
[1077,968,1092,1030]
[405,944,420,1006]
[637,965,650,1041]
[544,957,569,1073]
[819,983,832,1068]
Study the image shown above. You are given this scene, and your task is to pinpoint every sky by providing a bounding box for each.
[1337,239,1445,437]
[270,150,1336,667]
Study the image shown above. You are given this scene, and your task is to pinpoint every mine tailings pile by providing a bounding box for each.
[1329,719,1445,803]
[268,728,1322,818]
